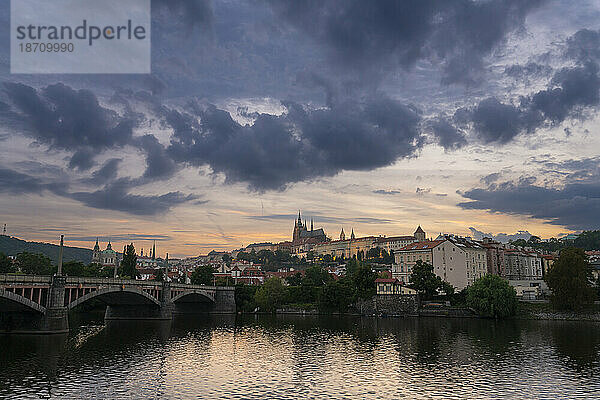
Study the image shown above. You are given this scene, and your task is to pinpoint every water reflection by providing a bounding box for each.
[1,315,599,399]
[549,321,600,373]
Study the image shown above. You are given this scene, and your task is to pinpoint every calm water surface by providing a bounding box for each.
[1,314,599,399]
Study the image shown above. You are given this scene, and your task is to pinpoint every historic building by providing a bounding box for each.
[91,239,118,267]
[393,235,487,290]
[291,211,328,254]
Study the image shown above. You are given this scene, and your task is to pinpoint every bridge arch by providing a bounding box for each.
[0,290,46,313]
[68,287,161,310]
[172,290,215,304]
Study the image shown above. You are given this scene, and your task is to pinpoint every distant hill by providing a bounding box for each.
[0,235,92,265]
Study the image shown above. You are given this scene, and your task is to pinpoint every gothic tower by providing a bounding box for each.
[414,226,426,241]
[340,228,345,241]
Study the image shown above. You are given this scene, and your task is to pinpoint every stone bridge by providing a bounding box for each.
[0,274,236,333]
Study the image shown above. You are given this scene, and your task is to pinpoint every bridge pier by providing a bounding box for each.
[41,276,69,333]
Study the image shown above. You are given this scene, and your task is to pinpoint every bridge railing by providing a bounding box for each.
[0,274,52,284]
[0,274,231,291]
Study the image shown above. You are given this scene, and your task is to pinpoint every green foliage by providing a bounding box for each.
[466,275,518,318]
[236,249,299,271]
[62,260,112,277]
[0,252,15,273]
[409,260,447,299]
[345,258,361,276]
[154,268,165,282]
[120,243,139,279]
[318,277,355,312]
[254,277,286,312]
[352,262,377,300]
[302,265,331,286]
[286,271,303,286]
[191,264,215,285]
[545,247,596,311]
[285,285,320,304]
[16,252,54,275]
[235,284,258,312]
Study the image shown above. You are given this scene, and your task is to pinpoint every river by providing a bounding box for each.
[1,314,599,399]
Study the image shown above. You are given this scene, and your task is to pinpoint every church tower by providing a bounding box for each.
[414,226,426,241]
[340,228,345,241]
[350,228,355,240]
[92,238,101,264]
[293,210,304,243]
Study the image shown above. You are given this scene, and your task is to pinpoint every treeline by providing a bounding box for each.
[235,262,377,313]
[0,235,92,264]
[510,230,600,252]
[0,251,113,277]
[236,249,303,271]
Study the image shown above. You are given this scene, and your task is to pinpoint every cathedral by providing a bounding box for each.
[292,211,328,245]
[91,238,118,267]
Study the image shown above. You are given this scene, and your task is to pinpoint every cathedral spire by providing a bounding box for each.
[350,228,355,240]
[311,219,313,231]
[152,240,156,260]
[340,228,345,241]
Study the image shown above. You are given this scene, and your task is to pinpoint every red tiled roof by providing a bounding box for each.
[398,240,444,251]
[375,278,400,284]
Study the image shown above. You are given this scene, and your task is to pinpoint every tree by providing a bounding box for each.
[254,277,286,312]
[353,263,377,300]
[545,247,596,311]
[318,277,355,312]
[235,284,258,312]
[222,254,232,265]
[16,252,53,275]
[62,261,85,276]
[191,264,215,285]
[409,260,444,299]
[0,252,15,273]
[154,268,165,282]
[286,271,303,286]
[466,275,518,318]
[120,243,139,279]
[366,247,381,259]
[302,265,331,286]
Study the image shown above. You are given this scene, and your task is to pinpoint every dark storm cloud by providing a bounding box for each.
[70,178,198,216]
[85,158,122,185]
[267,0,545,86]
[0,163,196,216]
[134,134,179,182]
[0,167,50,195]
[153,0,213,31]
[454,61,600,143]
[166,96,423,191]
[426,117,467,150]
[459,165,600,230]
[565,29,600,62]
[3,83,136,170]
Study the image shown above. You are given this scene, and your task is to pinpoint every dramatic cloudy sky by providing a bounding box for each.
[1,0,600,257]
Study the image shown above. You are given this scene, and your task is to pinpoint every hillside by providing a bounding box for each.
[0,235,92,265]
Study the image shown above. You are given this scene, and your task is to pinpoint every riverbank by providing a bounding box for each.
[270,301,600,322]
[517,302,600,321]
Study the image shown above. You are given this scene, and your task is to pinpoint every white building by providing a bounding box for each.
[393,237,487,291]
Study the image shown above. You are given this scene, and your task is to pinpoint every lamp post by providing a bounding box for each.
[57,235,64,276]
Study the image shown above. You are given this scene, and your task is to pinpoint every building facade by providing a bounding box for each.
[91,239,118,267]
[393,236,487,290]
